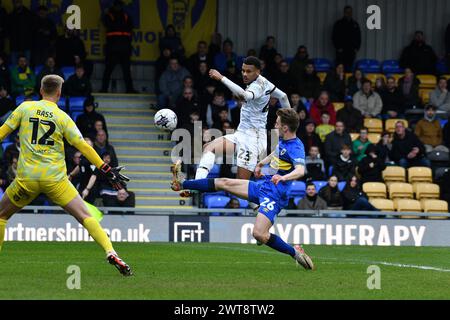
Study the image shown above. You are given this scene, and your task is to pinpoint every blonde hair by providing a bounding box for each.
[41,75,64,96]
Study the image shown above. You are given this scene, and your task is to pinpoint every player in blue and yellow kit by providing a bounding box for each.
[0,75,132,276]
[171,108,314,270]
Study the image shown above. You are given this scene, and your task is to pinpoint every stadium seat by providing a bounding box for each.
[345,73,353,81]
[440,119,448,128]
[364,118,383,133]
[61,66,75,80]
[313,181,327,192]
[385,119,408,134]
[436,60,449,74]
[419,88,432,104]
[435,167,450,181]
[204,195,231,208]
[15,95,26,105]
[333,102,344,112]
[408,167,432,184]
[350,133,359,141]
[369,198,394,211]
[386,73,403,84]
[363,182,387,199]
[2,142,13,152]
[415,183,440,200]
[57,97,66,109]
[389,182,414,199]
[422,200,448,219]
[71,111,83,121]
[383,166,406,183]
[328,165,333,177]
[287,181,306,197]
[294,197,303,206]
[382,60,403,74]
[356,59,380,73]
[368,133,381,144]
[312,58,332,72]
[68,96,86,112]
[338,182,346,192]
[365,73,386,86]
[396,199,422,219]
[34,64,44,75]
[428,150,449,168]
[227,100,238,109]
[317,72,327,84]
[416,75,437,89]
[231,197,248,208]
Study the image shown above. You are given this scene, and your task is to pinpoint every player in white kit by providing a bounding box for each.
[194,56,291,182]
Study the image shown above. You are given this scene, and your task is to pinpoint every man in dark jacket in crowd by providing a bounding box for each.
[0,86,14,124]
[358,144,386,184]
[379,76,405,118]
[94,130,119,168]
[298,61,321,103]
[400,31,437,75]
[101,0,137,93]
[259,36,278,78]
[273,60,296,96]
[332,6,361,71]
[8,0,34,64]
[174,87,200,128]
[297,182,327,210]
[324,121,352,166]
[336,96,363,133]
[32,5,57,66]
[299,119,324,157]
[64,65,92,97]
[55,28,92,78]
[390,120,431,168]
[290,45,310,85]
[186,41,212,76]
[76,97,108,140]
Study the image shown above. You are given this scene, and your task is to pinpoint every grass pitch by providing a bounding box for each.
[0,242,449,300]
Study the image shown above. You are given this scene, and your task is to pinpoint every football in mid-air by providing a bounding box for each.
[154,108,178,131]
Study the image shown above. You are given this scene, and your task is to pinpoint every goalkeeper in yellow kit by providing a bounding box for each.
[0,75,132,276]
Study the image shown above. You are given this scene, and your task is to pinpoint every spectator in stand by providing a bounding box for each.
[437,169,450,208]
[353,79,383,118]
[358,144,386,184]
[332,6,361,71]
[6,156,18,186]
[299,119,323,156]
[390,120,430,168]
[194,62,211,96]
[332,144,356,181]
[323,63,346,102]
[0,86,15,124]
[336,96,363,133]
[297,182,327,210]
[290,92,307,113]
[175,87,200,128]
[208,32,222,62]
[346,68,365,96]
[376,131,393,164]
[94,130,118,167]
[310,91,336,126]
[8,0,34,64]
[319,175,344,210]
[398,67,421,109]
[206,89,228,128]
[266,97,280,130]
[214,39,238,73]
[223,60,244,98]
[290,45,310,85]
[113,189,136,210]
[0,53,10,92]
[324,121,352,166]
[352,127,371,162]
[374,76,386,93]
[35,56,64,92]
[379,76,405,119]
[32,5,57,67]
[67,151,82,190]
[159,24,184,60]
[55,28,92,78]
[63,64,92,97]
[430,77,450,112]
[315,112,335,143]
[305,146,326,181]
[76,97,107,140]
[230,100,242,129]
[187,41,212,76]
[0,1,7,53]
[298,61,321,103]
[10,55,35,97]
[399,31,437,75]
[158,57,191,108]
[296,105,308,138]
[155,47,172,95]
[3,135,20,170]
[342,175,379,211]
[414,104,449,153]
[259,36,278,78]
[273,60,296,96]
[182,76,194,91]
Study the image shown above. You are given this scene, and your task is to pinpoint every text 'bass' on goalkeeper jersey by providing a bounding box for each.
[5,100,84,181]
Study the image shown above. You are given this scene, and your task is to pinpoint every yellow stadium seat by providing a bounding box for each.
[317,72,327,84]
[416,74,437,89]
[333,102,344,112]
[419,88,432,104]
[365,73,386,86]
[368,133,381,144]
[385,119,408,134]
[369,199,394,211]
[350,133,359,141]
[345,73,353,81]
[415,183,440,200]
[408,167,432,184]
[364,118,383,133]
[422,200,448,219]
[389,182,414,199]
[396,199,422,218]
[382,166,406,183]
[363,182,387,198]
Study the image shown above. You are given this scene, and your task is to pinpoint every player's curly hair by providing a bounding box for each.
[276,108,299,133]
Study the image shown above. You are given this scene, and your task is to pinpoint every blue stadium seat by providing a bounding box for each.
[227,100,238,109]
[71,111,83,121]
[2,142,13,152]
[57,97,66,109]
[287,181,306,197]
[68,96,86,112]
[207,164,221,178]
[338,181,346,192]
[233,197,248,208]
[304,100,311,112]
[382,60,403,74]
[313,181,327,192]
[356,59,380,73]
[202,191,227,204]
[204,195,231,208]
[436,60,448,75]
[440,119,448,128]
[285,57,294,64]
[61,66,75,80]
[34,65,44,75]
[328,165,334,177]
[312,58,332,72]
[294,196,303,206]
[236,56,245,69]
[15,94,39,105]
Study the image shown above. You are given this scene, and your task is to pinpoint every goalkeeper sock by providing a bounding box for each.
[195,151,215,179]
[266,233,296,257]
[0,218,7,253]
[83,217,114,254]
[182,178,216,192]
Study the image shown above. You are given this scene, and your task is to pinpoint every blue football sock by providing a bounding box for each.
[182,178,216,192]
[266,233,296,257]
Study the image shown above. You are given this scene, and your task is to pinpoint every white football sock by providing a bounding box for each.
[195,151,216,179]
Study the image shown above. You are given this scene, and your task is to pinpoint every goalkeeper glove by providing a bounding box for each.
[100,163,130,190]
